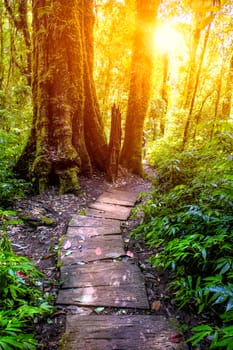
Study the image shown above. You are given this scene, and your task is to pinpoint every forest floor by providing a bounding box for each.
[7,168,207,349]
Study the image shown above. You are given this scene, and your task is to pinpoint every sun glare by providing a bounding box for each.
[154,24,184,55]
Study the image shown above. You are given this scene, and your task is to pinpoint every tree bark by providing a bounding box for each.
[159,53,169,136]
[107,104,121,182]
[222,54,233,119]
[120,0,160,175]
[0,2,4,89]
[183,21,211,146]
[183,27,201,110]
[15,0,108,194]
[83,1,108,171]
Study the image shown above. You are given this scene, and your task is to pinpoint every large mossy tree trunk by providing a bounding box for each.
[120,0,160,175]
[16,0,108,194]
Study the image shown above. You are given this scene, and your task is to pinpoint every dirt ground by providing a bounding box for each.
[7,169,208,349]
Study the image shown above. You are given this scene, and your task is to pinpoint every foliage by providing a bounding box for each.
[133,130,233,348]
[0,0,32,206]
[0,129,30,206]
[0,216,54,349]
[0,85,32,205]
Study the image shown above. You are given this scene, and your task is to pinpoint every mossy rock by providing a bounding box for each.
[21,215,56,227]
[40,216,56,226]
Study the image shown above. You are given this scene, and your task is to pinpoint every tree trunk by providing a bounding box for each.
[83,1,108,171]
[183,27,201,110]
[193,90,215,140]
[159,53,169,136]
[15,0,108,194]
[0,2,4,89]
[120,0,160,175]
[107,104,121,182]
[183,8,215,111]
[222,54,233,119]
[183,22,211,146]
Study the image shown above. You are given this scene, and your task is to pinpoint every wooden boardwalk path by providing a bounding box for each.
[57,188,187,349]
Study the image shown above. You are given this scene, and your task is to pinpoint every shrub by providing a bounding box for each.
[133,131,233,348]
[0,214,54,349]
[0,130,30,206]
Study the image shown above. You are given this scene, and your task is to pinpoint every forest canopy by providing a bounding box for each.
[0,0,232,194]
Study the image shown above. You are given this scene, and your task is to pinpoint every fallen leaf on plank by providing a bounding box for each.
[63,240,72,250]
[151,300,161,311]
[126,250,134,258]
[168,332,183,343]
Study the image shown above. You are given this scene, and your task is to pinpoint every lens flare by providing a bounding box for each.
[154,24,184,55]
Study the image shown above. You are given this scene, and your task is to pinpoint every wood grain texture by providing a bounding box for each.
[60,261,145,288]
[56,284,149,309]
[66,225,121,238]
[63,315,188,350]
[69,215,121,231]
[97,189,137,206]
[57,189,187,350]
[61,235,124,264]
[87,202,132,220]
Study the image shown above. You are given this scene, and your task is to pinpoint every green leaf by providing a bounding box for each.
[226,298,233,312]
[188,331,210,345]
[192,325,213,332]
[0,336,25,349]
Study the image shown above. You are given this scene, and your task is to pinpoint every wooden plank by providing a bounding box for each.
[69,215,121,231]
[97,195,134,207]
[62,234,123,251]
[107,188,138,200]
[62,235,123,251]
[97,189,137,207]
[66,225,121,238]
[87,202,132,220]
[63,315,188,350]
[60,235,124,264]
[60,261,145,289]
[56,284,149,309]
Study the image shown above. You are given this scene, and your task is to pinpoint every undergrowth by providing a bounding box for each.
[0,84,51,349]
[134,131,233,349]
[0,130,30,207]
[0,212,54,349]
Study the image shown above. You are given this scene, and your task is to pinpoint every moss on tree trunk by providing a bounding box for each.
[16,0,108,194]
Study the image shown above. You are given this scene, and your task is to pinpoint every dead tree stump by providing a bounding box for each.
[107,104,121,182]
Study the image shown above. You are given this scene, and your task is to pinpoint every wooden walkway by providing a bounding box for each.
[56,188,187,349]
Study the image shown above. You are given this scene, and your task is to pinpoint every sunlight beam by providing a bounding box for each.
[153,23,185,55]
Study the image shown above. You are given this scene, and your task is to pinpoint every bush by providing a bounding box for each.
[0,214,54,349]
[133,131,233,348]
[0,130,30,206]
[0,84,32,206]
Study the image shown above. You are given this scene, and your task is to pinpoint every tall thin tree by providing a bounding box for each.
[120,0,161,175]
